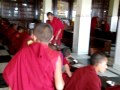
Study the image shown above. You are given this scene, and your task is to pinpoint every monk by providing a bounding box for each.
[91,16,99,36]
[5,23,17,39]
[49,44,72,84]
[47,12,64,47]
[65,52,108,90]
[3,23,64,90]
[8,26,28,54]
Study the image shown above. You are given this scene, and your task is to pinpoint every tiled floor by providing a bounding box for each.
[0,43,11,89]
[0,88,8,90]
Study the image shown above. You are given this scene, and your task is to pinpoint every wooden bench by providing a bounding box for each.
[89,37,112,55]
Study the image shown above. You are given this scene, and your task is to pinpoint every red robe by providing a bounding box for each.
[8,31,29,54]
[20,35,33,48]
[91,17,98,36]
[3,42,61,90]
[8,31,21,54]
[19,31,29,42]
[5,28,16,39]
[64,65,101,90]
[104,22,110,32]
[106,85,120,90]
[47,17,64,46]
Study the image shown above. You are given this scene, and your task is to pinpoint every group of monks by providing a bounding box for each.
[0,18,30,54]
[0,13,120,90]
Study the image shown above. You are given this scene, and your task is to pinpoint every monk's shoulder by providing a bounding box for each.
[49,48,60,57]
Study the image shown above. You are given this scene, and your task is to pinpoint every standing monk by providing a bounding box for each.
[47,12,64,48]
[3,23,64,90]
[65,52,108,90]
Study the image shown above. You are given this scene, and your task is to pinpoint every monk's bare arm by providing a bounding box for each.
[64,64,72,77]
[54,56,64,90]
[9,87,11,90]
[55,29,61,40]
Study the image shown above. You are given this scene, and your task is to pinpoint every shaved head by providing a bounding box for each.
[90,52,107,65]
[33,23,53,42]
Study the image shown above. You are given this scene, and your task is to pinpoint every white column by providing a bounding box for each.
[108,0,119,32]
[42,0,53,23]
[113,17,120,71]
[72,0,92,55]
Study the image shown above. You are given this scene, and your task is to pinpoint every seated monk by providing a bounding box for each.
[8,26,25,54]
[49,44,72,84]
[91,16,99,36]
[18,29,30,45]
[3,23,64,90]
[64,52,108,90]
[0,18,10,34]
[10,26,30,51]
[5,23,17,39]
[8,31,20,54]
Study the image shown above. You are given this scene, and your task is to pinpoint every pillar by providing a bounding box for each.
[68,0,74,20]
[42,0,52,22]
[108,0,119,32]
[72,0,92,55]
[113,17,120,71]
[52,0,58,16]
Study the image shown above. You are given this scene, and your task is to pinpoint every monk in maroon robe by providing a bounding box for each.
[20,35,33,48]
[64,52,108,90]
[3,23,64,90]
[48,44,72,85]
[5,24,17,38]
[91,16,99,36]
[47,12,64,47]
[8,31,21,54]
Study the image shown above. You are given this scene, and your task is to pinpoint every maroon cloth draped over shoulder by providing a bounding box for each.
[64,65,101,90]
[20,35,33,48]
[47,17,64,45]
[3,42,61,90]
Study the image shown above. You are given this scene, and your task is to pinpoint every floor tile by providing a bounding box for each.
[0,63,8,73]
[0,56,11,63]
[0,50,9,56]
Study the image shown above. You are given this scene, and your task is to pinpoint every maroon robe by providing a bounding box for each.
[8,31,28,54]
[47,17,64,46]
[3,42,61,90]
[64,65,101,90]
[20,35,33,48]
[104,22,110,32]
[106,85,120,90]
[5,28,16,39]
[91,17,98,36]
[8,31,21,54]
